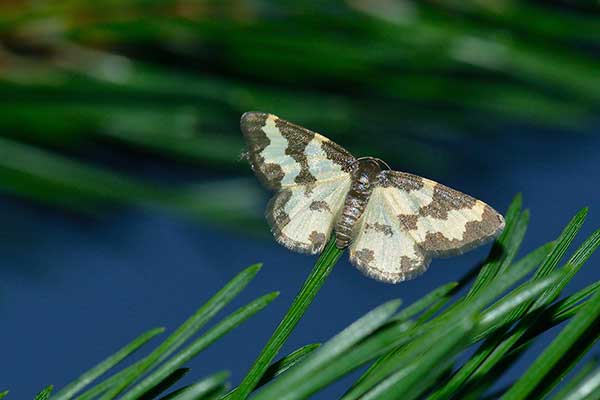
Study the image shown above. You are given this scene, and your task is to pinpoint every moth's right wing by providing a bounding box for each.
[349,171,504,283]
[240,112,355,189]
[379,171,505,258]
[241,112,356,254]
[267,176,352,254]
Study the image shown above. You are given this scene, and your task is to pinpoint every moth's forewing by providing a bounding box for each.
[241,112,355,188]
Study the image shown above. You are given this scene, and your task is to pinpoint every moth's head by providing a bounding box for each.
[354,157,383,181]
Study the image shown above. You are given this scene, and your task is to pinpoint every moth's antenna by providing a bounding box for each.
[355,156,391,170]
[373,158,391,170]
[348,158,360,170]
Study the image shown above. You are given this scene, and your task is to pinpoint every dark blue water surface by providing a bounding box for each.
[1,131,599,398]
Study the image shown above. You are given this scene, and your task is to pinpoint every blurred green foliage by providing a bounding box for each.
[0,0,599,226]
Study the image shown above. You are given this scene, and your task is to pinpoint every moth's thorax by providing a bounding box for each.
[354,159,381,183]
[335,159,382,248]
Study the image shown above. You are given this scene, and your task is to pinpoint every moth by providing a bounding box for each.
[241,112,505,283]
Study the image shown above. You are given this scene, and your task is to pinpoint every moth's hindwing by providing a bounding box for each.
[378,170,505,259]
[267,176,352,254]
[240,112,355,189]
[349,187,430,283]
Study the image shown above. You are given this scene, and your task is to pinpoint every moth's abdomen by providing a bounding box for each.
[335,178,373,248]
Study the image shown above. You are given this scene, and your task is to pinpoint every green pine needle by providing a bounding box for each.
[119,292,278,399]
[392,281,458,323]
[361,318,474,400]
[255,344,321,389]
[252,300,403,400]
[34,386,53,400]
[556,362,600,400]
[553,358,598,399]
[17,196,600,400]
[545,281,600,323]
[467,210,592,391]
[230,236,343,400]
[294,319,417,400]
[167,372,230,400]
[476,269,567,337]
[52,327,165,400]
[345,240,553,400]
[78,263,263,399]
[430,207,590,400]
[222,344,321,398]
[502,287,600,399]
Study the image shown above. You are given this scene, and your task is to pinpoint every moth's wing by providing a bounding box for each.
[267,176,352,254]
[378,170,505,258]
[242,112,356,253]
[240,112,355,189]
[349,186,430,283]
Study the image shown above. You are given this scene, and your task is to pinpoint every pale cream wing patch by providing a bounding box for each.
[240,112,355,189]
[267,176,352,254]
[379,171,505,258]
[349,187,430,284]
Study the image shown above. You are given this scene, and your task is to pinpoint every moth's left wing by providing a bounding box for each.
[241,112,355,189]
[378,170,505,258]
